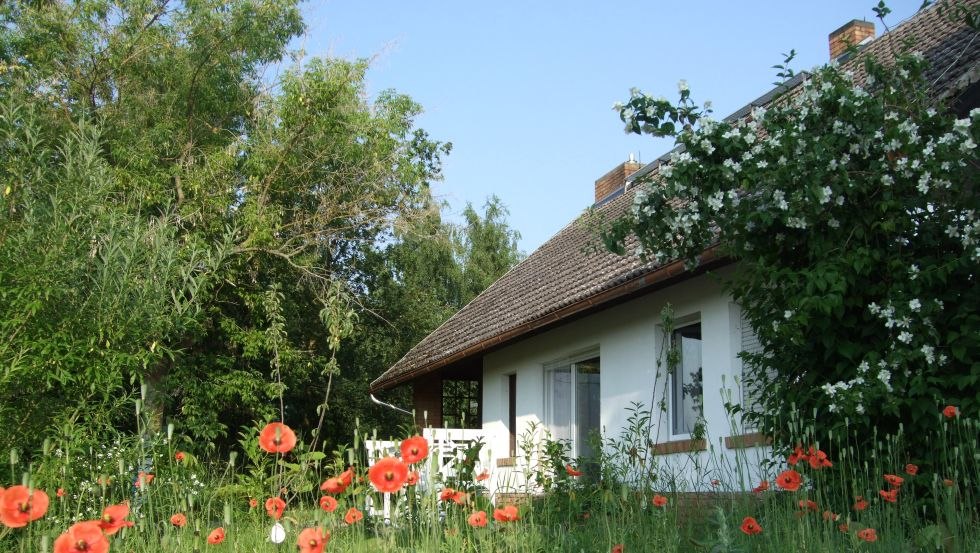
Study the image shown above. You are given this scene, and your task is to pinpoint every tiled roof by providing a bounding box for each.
[371,1,979,392]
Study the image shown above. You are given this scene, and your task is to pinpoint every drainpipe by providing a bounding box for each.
[370,393,413,416]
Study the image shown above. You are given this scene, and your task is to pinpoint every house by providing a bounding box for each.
[370,3,980,497]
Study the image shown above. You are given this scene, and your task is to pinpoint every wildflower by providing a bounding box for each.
[99,502,133,535]
[171,513,187,527]
[175,451,186,462]
[943,479,954,487]
[775,469,802,492]
[787,445,807,466]
[297,527,329,553]
[852,496,869,511]
[475,470,490,482]
[439,488,456,501]
[0,485,49,528]
[565,464,583,477]
[56,488,65,498]
[265,497,286,520]
[838,523,849,533]
[319,495,338,512]
[798,499,819,512]
[822,510,839,522]
[711,479,720,487]
[879,489,898,503]
[344,507,363,525]
[207,527,225,544]
[53,521,109,553]
[135,472,154,488]
[652,494,668,508]
[259,422,297,454]
[493,504,520,523]
[406,471,419,486]
[451,490,469,505]
[905,464,918,476]
[468,510,488,528]
[883,474,904,488]
[752,480,769,494]
[249,498,259,508]
[612,545,625,553]
[740,516,762,535]
[320,476,348,495]
[400,436,429,464]
[943,405,958,419]
[857,528,877,542]
[807,448,833,469]
[368,457,409,493]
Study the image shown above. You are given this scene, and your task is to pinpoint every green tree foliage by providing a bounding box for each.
[604,46,979,460]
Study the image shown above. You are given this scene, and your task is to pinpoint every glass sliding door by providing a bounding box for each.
[545,354,600,460]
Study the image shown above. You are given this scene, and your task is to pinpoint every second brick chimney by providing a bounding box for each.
[829,19,875,61]
[595,155,642,205]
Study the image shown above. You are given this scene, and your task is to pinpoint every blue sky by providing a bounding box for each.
[297,1,925,253]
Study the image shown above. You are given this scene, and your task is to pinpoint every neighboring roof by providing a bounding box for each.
[371,1,979,392]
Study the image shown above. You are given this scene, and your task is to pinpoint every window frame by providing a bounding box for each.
[543,347,601,460]
[668,318,703,439]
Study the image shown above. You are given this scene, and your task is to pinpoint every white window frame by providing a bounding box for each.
[543,347,600,460]
[668,316,703,439]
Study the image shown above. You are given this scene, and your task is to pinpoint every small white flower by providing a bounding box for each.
[784,310,794,320]
[677,79,689,93]
[921,345,935,364]
[897,331,913,343]
[908,298,921,311]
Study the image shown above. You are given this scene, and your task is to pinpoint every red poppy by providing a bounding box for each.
[883,474,904,488]
[878,489,898,503]
[942,405,958,419]
[798,499,818,512]
[565,464,583,477]
[468,510,488,528]
[259,422,297,454]
[0,485,49,528]
[852,496,869,511]
[807,449,833,469]
[319,495,338,513]
[297,527,330,553]
[905,463,918,476]
[439,488,456,501]
[175,451,186,462]
[857,528,877,542]
[171,513,187,527]
[99,502,133,535]
[451,491,468,505]
[775,469,801,492]
[406,471,419,486]
[652,494,668,508]
[265,497,286,520]
[822,510,839,522]
[787,445,806,466]
[475,470,490,482]
[249,498,259,508]
[740,516,762,535]
[56,488,65,498]
[493,504,519,523]
[710,479,720,487]
[207,527,225,544]
[53,521,109,553]
[368,457,409,493]
[612,545,625,553]
[320,476,348,495]
[752,480,769,493]
[344,507,363,525]
[135,472,154,488]
[400,436,429,464]
[838,523,849,533]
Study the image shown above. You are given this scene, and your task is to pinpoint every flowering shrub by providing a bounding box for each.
[605,39,979,459]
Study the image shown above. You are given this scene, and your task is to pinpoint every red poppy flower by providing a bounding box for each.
[565,464,583,477]
[787,445,806,466]
[53,521,109,553]
[406,471,419,486]
[297,527,330,553]
[368,457,408,493]
[857,528,877,542]
[265,497,286,520]
[340,467,355,486]
[475,470,490,482]
[905,463,918,476]
[807,449,833,469]
[171,513,187,527]
[852,496,869,511]
[99,502,133,535]
[942,405,958,419]
[775,469,801,492]
[249,498,258,508]
[175,451,186,462]
[451,491,468,505]
[259,422,297,454]
[319,495,338,512]
[400,436,429,464]
[822,510,839,521]
[883,474,904,488]
[439,488,456,501]
[344,507,363,525]
[0,485,49,528]
[740,516,762,535]
[612,545,624,553]
[56,488,65,498]
[207,527,225,544]
[135,472,154,488]
[652,494,667,508]
[468,510,488,528]
[878,489,898,503]
[320,476,348,495]
[798,499,818,512]
[838,523,849,533]
[493,504,519,522]
[752,480,769,494]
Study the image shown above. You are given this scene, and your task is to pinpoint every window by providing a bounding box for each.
[545,353,600,460]
[733,304,767,428]
[671,323,703,436]
[442,379,481,429]
[507,374,517,457]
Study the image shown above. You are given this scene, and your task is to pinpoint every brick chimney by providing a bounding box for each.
[829,19,875,61]
[595,154,642,204]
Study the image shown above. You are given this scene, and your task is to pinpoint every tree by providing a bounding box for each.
[603,39,978,460]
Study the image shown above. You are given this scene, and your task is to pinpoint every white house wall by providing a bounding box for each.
[480,269,772,496]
